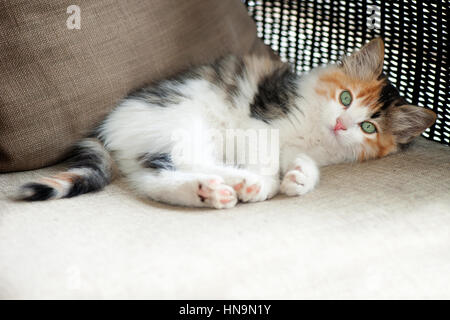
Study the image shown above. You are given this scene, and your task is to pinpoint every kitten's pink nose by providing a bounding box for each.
[334,117,347,132]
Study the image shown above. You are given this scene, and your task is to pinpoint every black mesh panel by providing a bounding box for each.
[244,0,449,145]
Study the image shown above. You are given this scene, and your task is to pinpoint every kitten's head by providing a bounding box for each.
[314,37,436,161]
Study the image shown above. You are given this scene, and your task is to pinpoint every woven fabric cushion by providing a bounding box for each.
[1,138,449,298]
[0,0,268,172]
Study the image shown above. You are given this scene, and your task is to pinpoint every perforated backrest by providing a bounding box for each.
[244,0,449,145]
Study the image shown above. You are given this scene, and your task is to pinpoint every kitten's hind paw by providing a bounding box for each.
[197,178,237,209]
[231,174,270,203]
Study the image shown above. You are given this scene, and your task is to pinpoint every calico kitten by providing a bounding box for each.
[17,38,436,208]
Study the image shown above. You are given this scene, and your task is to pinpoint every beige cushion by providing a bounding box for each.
[1,138,449,298]
[0,0,269,172]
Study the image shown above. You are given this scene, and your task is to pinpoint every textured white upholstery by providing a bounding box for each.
[1,138,449,299]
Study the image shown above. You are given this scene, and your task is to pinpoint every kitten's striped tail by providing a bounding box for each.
[16,138,113,201]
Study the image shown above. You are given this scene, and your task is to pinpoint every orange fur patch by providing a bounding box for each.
[357,81,383,111]
[52,172,80,184]
[52,172,79,183]
[317,71,346,100]
[360,134,396,161]
[314,88,328,98]
[319,72,347,88]
[40,178,63,189]
[39,172,81,190]
[318,69,384,111]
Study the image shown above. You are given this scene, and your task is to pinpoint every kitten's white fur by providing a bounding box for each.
[98,63,370,208]
[17,38,436,207]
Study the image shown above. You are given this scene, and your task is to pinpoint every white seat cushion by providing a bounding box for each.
[1,137,449,299]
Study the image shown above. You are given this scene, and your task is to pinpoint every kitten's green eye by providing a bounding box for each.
[340,90,352,107]
[361,121,377,134]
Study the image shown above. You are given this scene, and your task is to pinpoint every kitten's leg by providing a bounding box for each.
[280,154,319,196]
[128,169,238,209]
[200,166,280,203]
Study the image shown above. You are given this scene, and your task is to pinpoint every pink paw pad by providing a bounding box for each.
[286,171,304,186]
[233,183,244,191]
[233,178,265,202]
[197,179,237,209]
[246,184,260,194]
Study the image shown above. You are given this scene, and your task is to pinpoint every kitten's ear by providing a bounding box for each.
[390,105,437,144]
[342,37,385,80]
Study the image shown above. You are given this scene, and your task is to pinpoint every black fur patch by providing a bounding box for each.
[139,153,174,170]
[65,142,111,197]
[20,183,55,201]
[65,173,105,198]
[371,111,381,119]
[249,66,300,123]
[70,145,104,171]
[378,76,405,110]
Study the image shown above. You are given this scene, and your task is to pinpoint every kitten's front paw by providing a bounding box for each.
[197,178,237,209]
[232,175,269,203]
[280,162,319,197]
